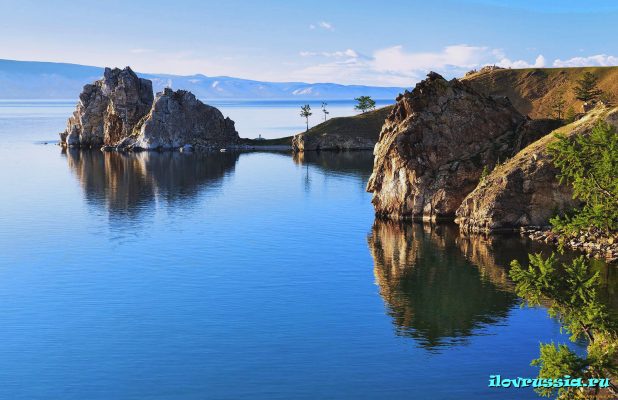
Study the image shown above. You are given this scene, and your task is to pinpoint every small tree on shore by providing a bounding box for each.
[573,72,603,103]
[354,96,376,113]
[321,102,329,121]
[300,104,312,131]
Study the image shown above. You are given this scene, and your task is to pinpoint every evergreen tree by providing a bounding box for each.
[510,253,617,398]
[548,122,618,234]
[573,72,603,103]
[354,96,376,113]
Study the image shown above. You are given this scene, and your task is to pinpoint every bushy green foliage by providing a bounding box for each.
[354,96,376,113]
[573,72,603,103]
[510,254,617,398]
[548,122,618,234]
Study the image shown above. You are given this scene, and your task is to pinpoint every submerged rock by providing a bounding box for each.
[61,67,153,147]
[366,72,530,221]
[455,106,618,232]
[117,88,239,151]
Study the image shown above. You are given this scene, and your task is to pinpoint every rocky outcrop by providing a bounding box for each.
[366,72,535,221]
[61,67,153,147]
[455,106,618,232]
[116,88,239,151]
[291,106,393,152]
[60,67,238,151]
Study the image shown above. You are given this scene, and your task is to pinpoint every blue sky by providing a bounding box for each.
[2,0,618,86]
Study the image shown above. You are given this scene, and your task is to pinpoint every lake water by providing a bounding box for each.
[0,101,615,399]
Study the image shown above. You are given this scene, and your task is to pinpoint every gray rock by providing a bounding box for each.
[119,88,239,150]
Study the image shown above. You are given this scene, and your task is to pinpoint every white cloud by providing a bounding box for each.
[309,21,334,31]
[293,45,557,86]
[318,21,334,31]
[495,54,546,68]
[553,54,618,67]
[300,49,359,58]
[372,45,489,73]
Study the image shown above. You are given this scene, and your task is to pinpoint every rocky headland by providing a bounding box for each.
[366,69,616,261]
[60,67,239,151]
[366,72,558,221]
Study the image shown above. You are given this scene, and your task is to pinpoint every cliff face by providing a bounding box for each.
[60,67,238,151]
[456,106,618,232]
[117,88,238,150]
[61,67,153,147]
[366,72,534,221]
[463,66,618,118]
[291,106,393,152]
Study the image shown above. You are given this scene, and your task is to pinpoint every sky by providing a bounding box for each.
[1,0,618,86]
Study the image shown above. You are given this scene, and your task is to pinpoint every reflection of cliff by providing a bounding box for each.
[368,220,517,349]
[63,149,239,216]
[292,150,374,180]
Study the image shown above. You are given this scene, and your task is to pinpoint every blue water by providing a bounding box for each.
[0,101,612,399]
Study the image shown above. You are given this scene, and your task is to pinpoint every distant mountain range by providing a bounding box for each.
[0,59,405,100]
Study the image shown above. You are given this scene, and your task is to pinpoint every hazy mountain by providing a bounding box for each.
[0,59,405,100]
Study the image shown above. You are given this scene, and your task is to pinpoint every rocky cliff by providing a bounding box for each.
[366,72,553,221]
[291,106,393,151]
[60,67,238,151]
[455,106,618,232]
[61,67,153,147]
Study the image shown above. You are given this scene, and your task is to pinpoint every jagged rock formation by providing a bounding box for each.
[366,72,543,221]
[116,88,238,150]
[60,67,238,150]
[61,67,153,147]
[455,106,618,232]
[291,106,393,152]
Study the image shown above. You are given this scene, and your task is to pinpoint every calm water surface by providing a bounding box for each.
[0,101,615,399]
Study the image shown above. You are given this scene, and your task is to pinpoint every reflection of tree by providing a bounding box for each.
[63,149,239,217]
[367,220,517,350]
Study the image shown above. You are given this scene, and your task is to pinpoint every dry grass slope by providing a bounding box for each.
[463,66,618,119]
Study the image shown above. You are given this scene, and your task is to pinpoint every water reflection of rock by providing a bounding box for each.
[292,151,374,180]
[368,220,517,349]
[63,149,239,217]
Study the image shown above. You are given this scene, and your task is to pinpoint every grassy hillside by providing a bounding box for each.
[463,66,618,119]
[298,105,394,141]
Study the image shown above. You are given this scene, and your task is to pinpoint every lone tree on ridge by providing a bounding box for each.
[354,96,376,113]
[300,104,312,131]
